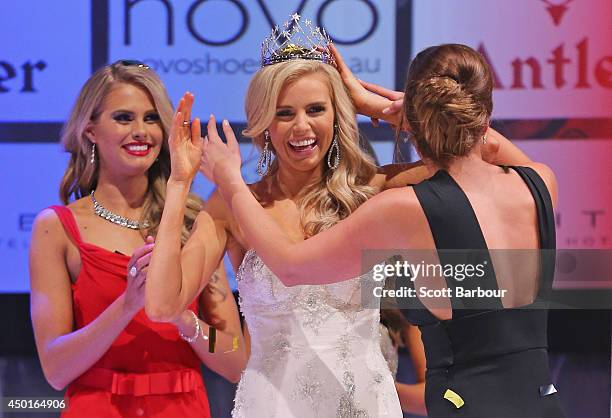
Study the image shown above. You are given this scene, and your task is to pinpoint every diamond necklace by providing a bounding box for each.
[90,191,149,230]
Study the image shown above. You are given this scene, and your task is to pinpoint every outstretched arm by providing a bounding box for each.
[201,116,415,286]
[376,127,528,190]
[334,42,534,189]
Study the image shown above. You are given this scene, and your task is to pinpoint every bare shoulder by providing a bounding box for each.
[349,186,425,249]
[520,162,558,207]
[379,162,430,190]
[367,186,421,218]
[521,162,557,184]
[32,208,65,241]
[30,208,69,259]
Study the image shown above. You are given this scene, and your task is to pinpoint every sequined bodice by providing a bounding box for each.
[232,250,401,418]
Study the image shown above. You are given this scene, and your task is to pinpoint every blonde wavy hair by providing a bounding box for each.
[404,44,493,168]
[59,61,201,244]
[243,60,377,237]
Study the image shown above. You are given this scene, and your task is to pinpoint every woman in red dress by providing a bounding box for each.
[29,61,245,417]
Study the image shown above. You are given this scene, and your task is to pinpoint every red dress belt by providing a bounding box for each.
[72,367,204,396]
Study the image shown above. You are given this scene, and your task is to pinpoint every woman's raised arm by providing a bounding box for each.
[201,116,418,286]
[145,94,228,322]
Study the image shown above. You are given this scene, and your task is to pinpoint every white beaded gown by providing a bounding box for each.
[232,250,402,418]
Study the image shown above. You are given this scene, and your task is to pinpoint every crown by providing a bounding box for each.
[261,13,335,67]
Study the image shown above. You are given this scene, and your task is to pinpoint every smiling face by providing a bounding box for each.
[86,82,163,177]
[267,72,335,175]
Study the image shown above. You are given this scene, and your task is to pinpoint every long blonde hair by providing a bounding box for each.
[59,62,201,244]
[243,60,377,237]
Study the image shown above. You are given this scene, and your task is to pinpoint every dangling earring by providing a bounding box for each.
[257,130,272,176]
[90,143,96,165]
[327,124,340,170]
[482,134,487,144]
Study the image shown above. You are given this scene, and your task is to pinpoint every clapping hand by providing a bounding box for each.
[124,236,155,312]
[200,115,243,189]
[168,92,203,184]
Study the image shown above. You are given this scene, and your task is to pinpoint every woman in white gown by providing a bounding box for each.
[144,17,417,417]
[233,246,399,417]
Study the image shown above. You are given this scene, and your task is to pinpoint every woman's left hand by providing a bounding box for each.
[359,81,408,130]
[124,236,155,313]
[168,92,203,184]
[200,115,243,188]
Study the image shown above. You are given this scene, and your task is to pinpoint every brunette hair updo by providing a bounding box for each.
[403,44,493,168]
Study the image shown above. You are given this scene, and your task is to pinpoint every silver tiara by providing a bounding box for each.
[261,13,335,67]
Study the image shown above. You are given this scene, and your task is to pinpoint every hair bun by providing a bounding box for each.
[404,44,493,167]
[417,75,484,124]
[425,76,463,103]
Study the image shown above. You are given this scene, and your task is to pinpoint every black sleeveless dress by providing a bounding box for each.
[402,167,566,418]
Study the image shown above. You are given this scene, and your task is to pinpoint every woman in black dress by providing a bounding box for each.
[200,43,566,417]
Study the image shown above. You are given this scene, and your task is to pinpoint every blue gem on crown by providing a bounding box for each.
[261,14,335,67]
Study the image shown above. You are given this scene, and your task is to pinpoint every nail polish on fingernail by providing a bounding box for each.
[223,120,229,126]
[382,108,390,114]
